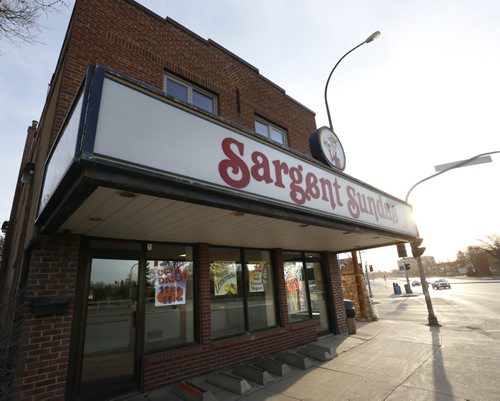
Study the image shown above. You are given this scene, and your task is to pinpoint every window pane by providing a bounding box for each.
[284,261,310,322]
[209,247,245,338]
[193,89,214,113]
[255,120,268,137]
[166,78,188,102]
[144,252,194,352]
[245,250,276,331]
[82,259,138,389]
[270,127,285,144]
[306,261,329,332]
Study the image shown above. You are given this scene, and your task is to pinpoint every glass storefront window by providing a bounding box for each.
[209,247,245,338]
[209,247,277,338]
[245,249,276,331]
[144,245,194,352]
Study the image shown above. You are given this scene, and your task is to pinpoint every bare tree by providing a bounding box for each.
[0,0,66,43]
[479,234,500,260]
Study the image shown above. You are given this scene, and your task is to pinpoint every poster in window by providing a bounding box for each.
[154,262,187,306]
[285,265,301,313]
[212,261,238,296]
[248,262,266,293]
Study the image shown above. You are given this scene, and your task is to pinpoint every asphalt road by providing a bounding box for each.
[371,277,500,340]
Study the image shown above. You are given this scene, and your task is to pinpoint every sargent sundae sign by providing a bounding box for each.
[218,136,399,227]
[86,72,417,238]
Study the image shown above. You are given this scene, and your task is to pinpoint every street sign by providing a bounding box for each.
[434,155,492,172]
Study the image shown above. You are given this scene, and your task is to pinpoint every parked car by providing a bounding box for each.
[432,279,451,289]
[411,280,421,287]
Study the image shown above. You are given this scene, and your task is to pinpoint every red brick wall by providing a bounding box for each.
[5,0,346,397]
[48,0,316,152]
[14,236,80,401]
[143,321,317,390]
[324,252,348,335]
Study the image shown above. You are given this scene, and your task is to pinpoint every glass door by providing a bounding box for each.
[306,257,329,333]
[284,251,330,333]
[80,258,139,399]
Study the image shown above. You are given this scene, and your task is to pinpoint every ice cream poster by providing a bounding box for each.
[213,262,238,296]
[154,263,187,306]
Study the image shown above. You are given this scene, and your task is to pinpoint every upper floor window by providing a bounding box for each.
[164,74,217,114]
[255,118,287,145]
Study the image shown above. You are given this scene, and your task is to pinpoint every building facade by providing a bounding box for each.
[0,1,419,400]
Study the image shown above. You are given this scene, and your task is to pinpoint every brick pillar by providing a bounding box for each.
[195,243,211,345]
[14,235,80,401]
[272,249,289,328]
[323,252,348,335]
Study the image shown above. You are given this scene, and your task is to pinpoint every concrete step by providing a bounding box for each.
[252,357,291,377]
[276,351,313,370]
[298,343,336,361]
[232,364,274,385]
[206,371,252,395]
[171,381,218,401]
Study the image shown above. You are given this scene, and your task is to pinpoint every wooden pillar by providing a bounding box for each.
[351,251,367,319]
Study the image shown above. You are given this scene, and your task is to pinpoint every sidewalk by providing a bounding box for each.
[126,293,500,401]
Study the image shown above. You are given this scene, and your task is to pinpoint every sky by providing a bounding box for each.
[1,0,499,271]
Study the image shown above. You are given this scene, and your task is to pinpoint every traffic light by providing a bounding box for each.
[369,265,373,272]
[396,243,407,257]
[411,237,426,258]
[404,263,411,270]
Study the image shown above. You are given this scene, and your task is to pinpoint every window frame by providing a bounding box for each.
[164,73,217,114]
[143,254,196,353]
[283,251,324,323]
[209,246,279,340]
[254,117,288,146]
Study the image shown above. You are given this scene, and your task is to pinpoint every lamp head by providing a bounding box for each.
[365,31,381,43]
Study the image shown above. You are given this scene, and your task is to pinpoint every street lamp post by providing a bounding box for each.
[324,32,380,315]
[324,31,380,132]
[406,151,498,327]
[405,151,500,203]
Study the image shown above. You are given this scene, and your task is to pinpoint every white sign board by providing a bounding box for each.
[93,75,417,237]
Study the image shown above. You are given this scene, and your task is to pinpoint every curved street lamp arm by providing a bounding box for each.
[324,41,366,132]
[405,150,500,203]
[324,31,380,134]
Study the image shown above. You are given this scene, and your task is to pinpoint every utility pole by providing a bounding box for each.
[411,239,439,326]
[364,262,373,298]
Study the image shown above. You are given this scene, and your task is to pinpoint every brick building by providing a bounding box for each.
[0,1,419,400]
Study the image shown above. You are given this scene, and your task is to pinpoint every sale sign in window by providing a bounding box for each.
[154,262,188,306]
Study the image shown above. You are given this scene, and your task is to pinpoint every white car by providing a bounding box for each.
[432,279,451,289]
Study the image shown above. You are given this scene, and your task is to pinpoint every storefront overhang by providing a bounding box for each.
[36,65,418,252]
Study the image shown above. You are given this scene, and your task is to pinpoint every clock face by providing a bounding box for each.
[309,127,346,171]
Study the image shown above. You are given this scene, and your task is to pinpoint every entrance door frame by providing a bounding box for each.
[67,239,146,400]
[283,251,332,333]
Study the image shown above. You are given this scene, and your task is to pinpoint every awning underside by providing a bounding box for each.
[58,186,408,252]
